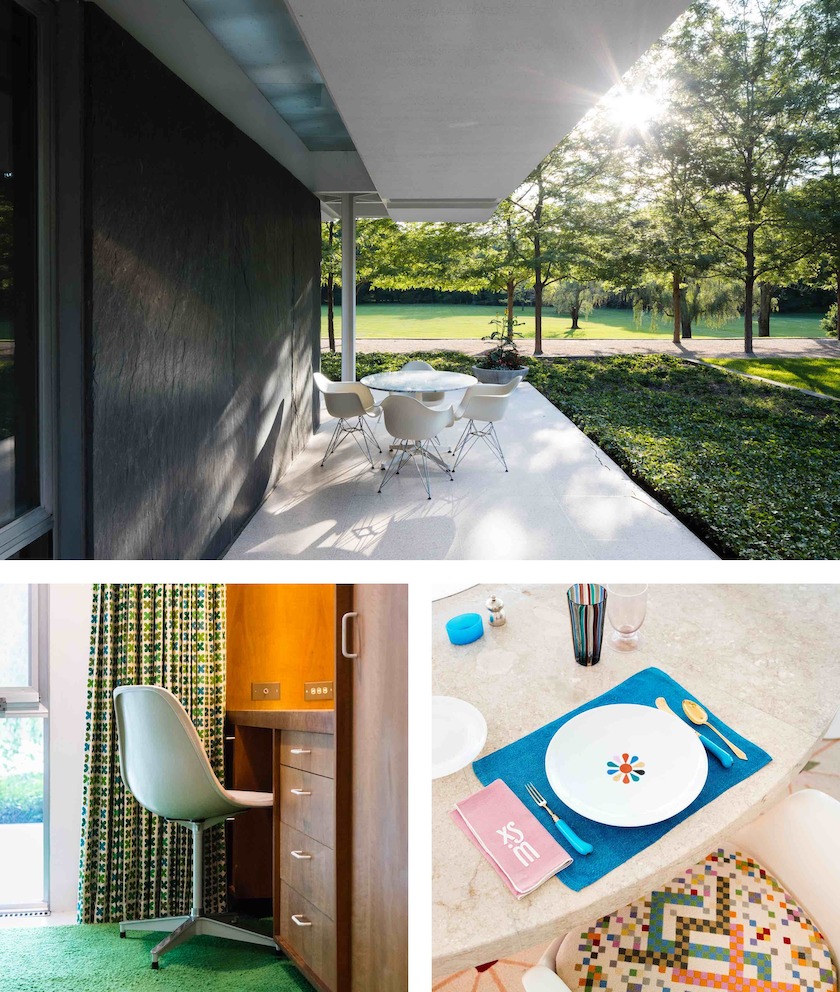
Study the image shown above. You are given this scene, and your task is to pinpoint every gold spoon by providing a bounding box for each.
[682,699,747,760]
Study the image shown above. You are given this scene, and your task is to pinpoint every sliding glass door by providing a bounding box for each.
[0,0,52,559]
[0,584,47,914]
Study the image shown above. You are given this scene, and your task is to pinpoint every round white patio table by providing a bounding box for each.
[431,582,840,981]
[359,369,477,396]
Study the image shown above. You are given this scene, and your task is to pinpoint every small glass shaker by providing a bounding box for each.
[486,595,506,627]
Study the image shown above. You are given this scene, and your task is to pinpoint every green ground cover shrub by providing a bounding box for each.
[0,772,44,824]
[323,351,839,559]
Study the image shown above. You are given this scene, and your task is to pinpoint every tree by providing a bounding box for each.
[509,129,613,355]
[549,280,606,329]
[320,221,339,351]
[786,174,840,337]
[668,0,823,351]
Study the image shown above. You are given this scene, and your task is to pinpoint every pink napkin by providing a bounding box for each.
[450,779,573,898]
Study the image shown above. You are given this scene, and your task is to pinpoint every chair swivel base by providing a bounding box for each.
[120,912,278,968]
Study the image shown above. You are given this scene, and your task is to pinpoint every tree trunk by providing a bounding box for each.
[327,220,336,352]
[570,305,580,330]
[506,278,515,337]
[836,268,840,340]
[758,282,771,337]
[672,270,681,345]
[327,274,336,352]
[680,288,692,339]
[744,226,755,353]
[533,238,543,356]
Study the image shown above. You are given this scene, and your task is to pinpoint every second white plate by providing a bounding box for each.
[545,703,708,827]
[432,696,488,780]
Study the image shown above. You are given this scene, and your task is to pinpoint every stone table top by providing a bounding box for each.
[360,370,477,393]
[432,583,840,980]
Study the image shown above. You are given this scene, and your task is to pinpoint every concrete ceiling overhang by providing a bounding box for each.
[91,0,689,222]
[285,0,690,220]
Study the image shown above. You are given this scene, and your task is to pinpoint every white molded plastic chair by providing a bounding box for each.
[450,376,522,473]
[113,685,276,969]
[522,789,840,991]
[400,360,446,403]
[314,371,382,469]
[378,395,455,499]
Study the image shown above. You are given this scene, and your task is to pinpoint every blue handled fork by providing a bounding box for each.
[525,782,593,856]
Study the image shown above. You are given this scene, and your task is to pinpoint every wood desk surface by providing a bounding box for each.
[432,583,840,979]
[227,709,335,734]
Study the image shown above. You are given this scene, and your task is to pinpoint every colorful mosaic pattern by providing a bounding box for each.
[77,584,227,924]
[608,753,646,784]
[556,849,836,991]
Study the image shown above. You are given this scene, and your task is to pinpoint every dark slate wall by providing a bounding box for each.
[85,4,320,559]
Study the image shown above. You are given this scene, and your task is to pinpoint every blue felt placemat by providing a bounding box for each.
[472,666,772,892]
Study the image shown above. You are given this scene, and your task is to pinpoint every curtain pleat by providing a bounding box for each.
[77,584,227,923]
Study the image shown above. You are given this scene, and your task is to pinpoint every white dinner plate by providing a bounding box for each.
[432,696,488,779]
[544,703,708,827]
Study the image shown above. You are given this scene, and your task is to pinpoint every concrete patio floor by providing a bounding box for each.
[226,383,718,560]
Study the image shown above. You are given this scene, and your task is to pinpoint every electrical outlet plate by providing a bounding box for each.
[304,681,334,701]
[251,682,280,701]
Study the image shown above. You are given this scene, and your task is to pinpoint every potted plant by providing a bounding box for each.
[472,313,530,384]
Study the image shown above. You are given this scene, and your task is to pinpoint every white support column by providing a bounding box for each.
[341,193,356,382]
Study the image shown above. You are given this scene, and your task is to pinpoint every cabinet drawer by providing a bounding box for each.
[278,823,336,920]
[279,766,335,849]
[279,731,335,779]
[280,882,337,992]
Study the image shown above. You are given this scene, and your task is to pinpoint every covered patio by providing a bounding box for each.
[227,382,716,560]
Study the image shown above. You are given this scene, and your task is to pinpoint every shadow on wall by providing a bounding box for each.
[86,3,319,560]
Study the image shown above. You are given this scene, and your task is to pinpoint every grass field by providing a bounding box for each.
[320,303,825,340]
[322,349,839,559]
[709,357,840,399]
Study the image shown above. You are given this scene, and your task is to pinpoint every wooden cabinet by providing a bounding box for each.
[226,584,407,992]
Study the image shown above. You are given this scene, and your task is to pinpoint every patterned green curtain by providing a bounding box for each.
[78,584,227,924]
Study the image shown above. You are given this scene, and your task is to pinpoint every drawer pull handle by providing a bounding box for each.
[341,611,359,659]
[290,788,312,796]
[291,914,312,927]
[290,748,311,755]
[291,850,312,860]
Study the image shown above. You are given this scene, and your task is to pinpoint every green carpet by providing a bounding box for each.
[0,923,315,992]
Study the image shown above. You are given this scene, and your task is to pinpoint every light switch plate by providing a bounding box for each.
[251,682,280,701]
[304,681,334,701]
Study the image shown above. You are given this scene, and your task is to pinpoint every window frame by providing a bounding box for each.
[0,0,55,560]
[0,584,49,914]
[0,584,46,710]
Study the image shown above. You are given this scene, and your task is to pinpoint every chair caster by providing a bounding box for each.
[151,961,159,970]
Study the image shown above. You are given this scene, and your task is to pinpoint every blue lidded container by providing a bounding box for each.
[446,612,484,645]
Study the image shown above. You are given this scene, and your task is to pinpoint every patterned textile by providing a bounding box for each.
[557,849,837,992]
[78,584,227,924]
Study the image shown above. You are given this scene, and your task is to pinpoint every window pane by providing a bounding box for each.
[0,1,39,528]
[0,717,43,906]
[0,583,29,686]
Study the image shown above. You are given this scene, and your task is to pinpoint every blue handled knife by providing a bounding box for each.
[655,696,734,768]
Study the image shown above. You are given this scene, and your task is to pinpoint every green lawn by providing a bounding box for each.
[708,357,840,399]
[320,303,825,340]
[322,350,839,560]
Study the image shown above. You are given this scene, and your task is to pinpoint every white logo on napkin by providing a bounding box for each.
[496,820,540,866]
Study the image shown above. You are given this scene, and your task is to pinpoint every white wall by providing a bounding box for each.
[48,584,93,917]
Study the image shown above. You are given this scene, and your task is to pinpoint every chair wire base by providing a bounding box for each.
[450,420,508,472]
[120,913,277,968]
[378,438,453,499]
[117,818,276,969]
[321,415,382,469]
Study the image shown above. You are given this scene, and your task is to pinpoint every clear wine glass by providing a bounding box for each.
[606,584,648,651]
